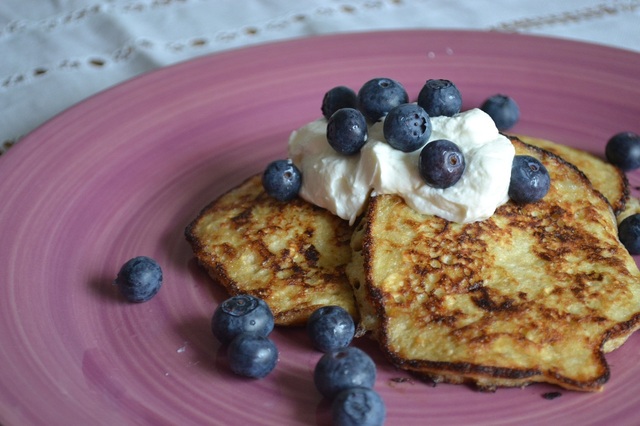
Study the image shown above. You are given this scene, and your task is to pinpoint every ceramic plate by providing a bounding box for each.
[1,30,639,425]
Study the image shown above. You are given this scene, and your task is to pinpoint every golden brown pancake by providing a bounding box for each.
[347,138,640,391]
[185,175,356,326]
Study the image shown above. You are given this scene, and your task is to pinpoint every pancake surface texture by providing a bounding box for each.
[185,175,356,326]
[347,138,640,391]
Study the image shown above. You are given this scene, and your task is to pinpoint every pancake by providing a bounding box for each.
[347,137,640,391]
[185,174,356,326]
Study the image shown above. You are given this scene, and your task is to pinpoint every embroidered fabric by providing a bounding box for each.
[1,0,638,154]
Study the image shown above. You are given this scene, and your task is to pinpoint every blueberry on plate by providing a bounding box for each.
[332,387,386,426]
[114,256,163,303]
[618,214,640,255]
[508,155,550,204]
[605,131,640,171]
[211,294,275,344]
[307,305,355,352]
[383,103,432,152]
[357,77,409,123]
[322,86,358,119]
[227,332,279,378]
[481,94,520,130]
[416,79,462,117]
[262,159,302,201]
[314,347,376,400]
[326,108,368,155]
[419,139,466,189]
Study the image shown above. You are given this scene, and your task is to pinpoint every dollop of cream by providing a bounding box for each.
[288,108,515,225]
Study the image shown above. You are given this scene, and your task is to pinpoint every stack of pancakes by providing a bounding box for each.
[185,135,640,391]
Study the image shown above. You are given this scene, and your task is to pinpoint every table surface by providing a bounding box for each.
[0,0,639,154]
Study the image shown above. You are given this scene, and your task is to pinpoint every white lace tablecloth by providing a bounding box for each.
[1,0,639,154]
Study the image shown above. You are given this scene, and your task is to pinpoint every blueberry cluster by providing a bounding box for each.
[322,77,468,190]
[606,131,640,254]
[208,297,384,424]
[211,294,278,378]
[262,77,556,205]
[307,306,385,426]
[321,79,536,195]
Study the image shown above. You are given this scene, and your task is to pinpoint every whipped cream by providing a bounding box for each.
[288,108,515,225]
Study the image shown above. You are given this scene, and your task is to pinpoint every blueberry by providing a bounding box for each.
[508,155,551,203]
[618,214,640,255]
[227,333,278,378]
[314,347,376,400]
[114,256,162,302]
[307,306,355,352]
[262,159,302,201]
[416,79,462,117]
[322,86,358,119]
[326,108,368,155]
[211,294,275,344]
[383,103,432,152]
[332,387,386,426]
[419,139,466,189]
[481,94,520,130]
[605,131,640,171]
[357,78,409,123]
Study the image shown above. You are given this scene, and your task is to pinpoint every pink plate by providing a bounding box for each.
[1,30,640,425]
